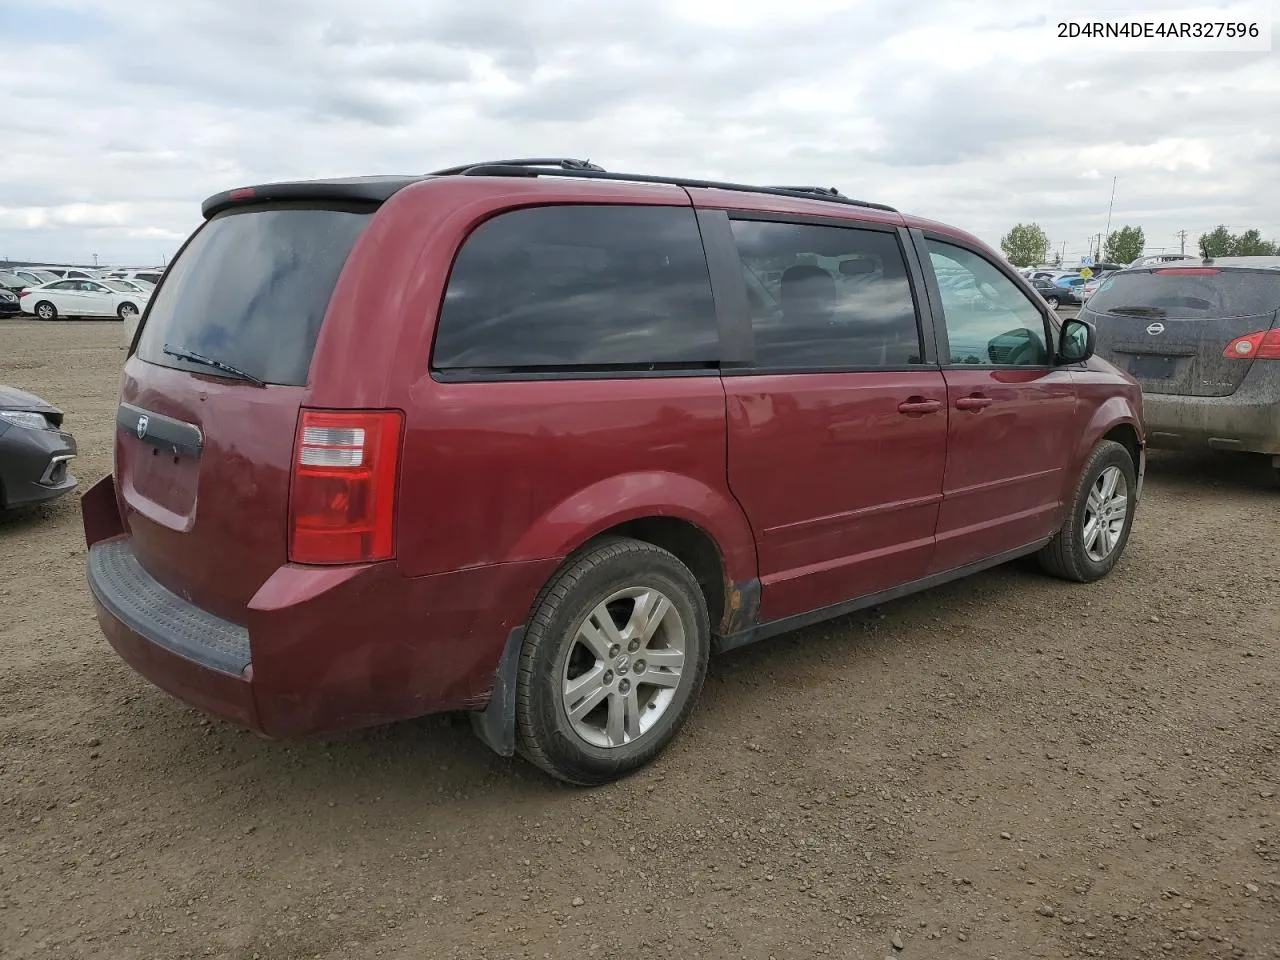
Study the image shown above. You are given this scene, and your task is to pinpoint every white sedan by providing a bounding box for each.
[20,278,150,321]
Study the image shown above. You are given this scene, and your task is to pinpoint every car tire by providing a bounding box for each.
[117,302,139,321]
[1046,296,1060,309]
[515,536,710,786]
[34,301,57,321]
[1038,439,1137,582]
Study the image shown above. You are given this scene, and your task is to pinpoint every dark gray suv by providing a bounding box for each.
[1085,258,1280,484]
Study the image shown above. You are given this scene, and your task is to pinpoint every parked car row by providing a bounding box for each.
[1018,263,1133,310]
[1,265,164,320]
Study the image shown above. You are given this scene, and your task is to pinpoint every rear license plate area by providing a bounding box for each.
[1128,355,1180,379]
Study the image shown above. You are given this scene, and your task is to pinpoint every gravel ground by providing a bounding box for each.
[1,317,1277,960]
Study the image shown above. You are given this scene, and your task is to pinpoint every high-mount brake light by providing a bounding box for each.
[289,409,403,564]
[228,188,257,201]
[1222,329,1280,360]
[1155,267,1219,275]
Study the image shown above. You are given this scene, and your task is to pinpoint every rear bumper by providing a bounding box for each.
[88,546,260,729]
[1142,364,1280,455]
[82,477,558,736]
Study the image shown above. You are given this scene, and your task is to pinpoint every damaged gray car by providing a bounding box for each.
[0,385,78,513]
[1084,258,1280,486]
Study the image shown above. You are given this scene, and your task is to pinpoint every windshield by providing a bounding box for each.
[1087,269,1280,319]
[135,204,373,386]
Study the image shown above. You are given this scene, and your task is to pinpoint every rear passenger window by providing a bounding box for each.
[432,205,719,372]
[927,240,1050,366]
[728,220,924,369]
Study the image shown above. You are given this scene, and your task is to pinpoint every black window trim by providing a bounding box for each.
[427,201,728,383]
[913,228,1060,371]
[712,213,937,377]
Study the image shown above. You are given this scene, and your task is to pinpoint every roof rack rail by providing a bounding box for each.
[429,158,605,176]
[766,185,846,198]
[445,164,897,213]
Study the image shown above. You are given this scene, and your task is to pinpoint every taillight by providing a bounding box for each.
[289,409,403,565]
[19,290,30,298]
[1223,329,1280,360]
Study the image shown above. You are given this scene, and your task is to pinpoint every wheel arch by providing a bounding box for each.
[503,471,759,638]
[1061,398,1144,505]
[1101,421,1142,472]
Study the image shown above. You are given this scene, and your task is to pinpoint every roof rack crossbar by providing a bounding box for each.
[449,165,897,213]
[429,158,605,176]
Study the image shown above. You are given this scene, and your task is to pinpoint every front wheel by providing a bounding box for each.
[1046,296,1060,310]
[515,537,710,785]
[1038,439,1137,582]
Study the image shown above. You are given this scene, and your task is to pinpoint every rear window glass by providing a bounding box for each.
[432,205,719,371]
[135,205,372,385]
[1088,269,1280,319]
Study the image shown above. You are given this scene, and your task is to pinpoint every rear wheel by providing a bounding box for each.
[515,537,710,785]
[34,301,57,321]
[117,302,138,321]
[1038,439,1137,582]
[1046,295,1060,310]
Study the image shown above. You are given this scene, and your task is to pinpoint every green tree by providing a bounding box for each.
[1103,225,1145,264]
[1199,225,1236,258]
[1233,229,1279,256]
[1198,225,1279,258]
[1000,223,1049,267]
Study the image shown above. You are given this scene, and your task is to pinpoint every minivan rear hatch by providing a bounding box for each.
[1085,266,1280,396]
[116,201,374,623]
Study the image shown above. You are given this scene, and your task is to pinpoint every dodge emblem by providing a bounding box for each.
[136,414,149,439]
[1146,322,1165,336]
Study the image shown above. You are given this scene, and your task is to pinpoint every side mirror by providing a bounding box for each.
[1058,317,1095,364]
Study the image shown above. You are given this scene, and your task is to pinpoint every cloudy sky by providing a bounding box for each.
[1,0,1276,267]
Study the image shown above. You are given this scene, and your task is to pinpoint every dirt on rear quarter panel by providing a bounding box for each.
[0,317,1277,959]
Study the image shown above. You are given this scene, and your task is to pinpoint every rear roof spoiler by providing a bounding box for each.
[201,176,423,219]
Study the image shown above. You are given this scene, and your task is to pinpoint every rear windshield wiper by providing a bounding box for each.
[1105,306,1167,318]
[163,344,266,386]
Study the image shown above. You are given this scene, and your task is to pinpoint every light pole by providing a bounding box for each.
[1103,176,1117,252]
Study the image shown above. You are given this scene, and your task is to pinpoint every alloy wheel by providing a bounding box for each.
[561,586,686,748]
[1082,465,1128,562]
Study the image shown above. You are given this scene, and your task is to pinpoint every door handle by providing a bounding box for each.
[955,394,994,411]
[897,397,943,415]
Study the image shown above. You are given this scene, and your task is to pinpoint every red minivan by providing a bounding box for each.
[82,159,1145,784]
